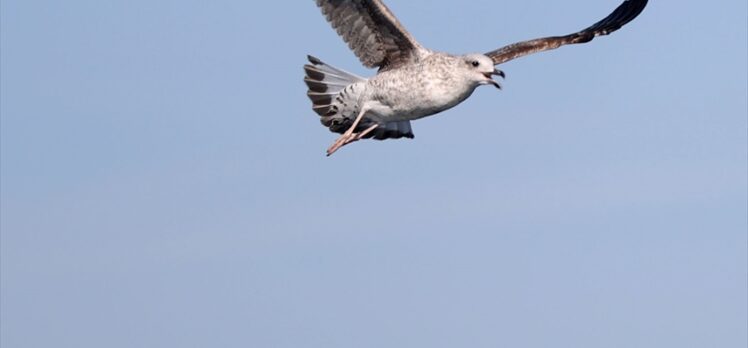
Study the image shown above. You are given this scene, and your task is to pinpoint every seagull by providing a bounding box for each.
[305,0,648,156]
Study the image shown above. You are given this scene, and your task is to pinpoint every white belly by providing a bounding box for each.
[363,73,477,123]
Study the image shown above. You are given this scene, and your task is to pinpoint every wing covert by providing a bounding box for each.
[315,0,428,71]
[486,0,648,65]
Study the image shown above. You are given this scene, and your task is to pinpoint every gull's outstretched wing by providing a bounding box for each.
[315,0,428,71]
[486,0,648,65]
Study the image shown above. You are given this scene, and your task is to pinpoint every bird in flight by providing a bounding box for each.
[305,0,648,156]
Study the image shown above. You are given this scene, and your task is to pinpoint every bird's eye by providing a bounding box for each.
[471,61,480,67]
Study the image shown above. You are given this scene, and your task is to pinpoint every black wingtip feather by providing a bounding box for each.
[584,0,648,35]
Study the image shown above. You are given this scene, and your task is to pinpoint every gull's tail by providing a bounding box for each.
[303,55,364,119]
[303,55,414,140]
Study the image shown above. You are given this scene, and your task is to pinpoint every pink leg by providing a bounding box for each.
[326,108,377,156]
[355,124,378,140]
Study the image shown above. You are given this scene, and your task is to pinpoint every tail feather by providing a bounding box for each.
[303,55,364,117]
[303,55,415,141]
[305,55,364,82]
[366,120,414,140]
[304,66,359,85]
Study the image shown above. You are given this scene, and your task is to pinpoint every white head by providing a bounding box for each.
[461,53,504,89]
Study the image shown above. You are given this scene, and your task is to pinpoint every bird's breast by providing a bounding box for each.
[366,69,476,122]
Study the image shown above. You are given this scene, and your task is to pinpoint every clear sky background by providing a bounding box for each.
[1,0,746,347]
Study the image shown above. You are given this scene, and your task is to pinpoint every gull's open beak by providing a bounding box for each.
[483,68,505,89]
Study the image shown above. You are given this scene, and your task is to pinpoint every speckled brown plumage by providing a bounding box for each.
[315,0,427,71]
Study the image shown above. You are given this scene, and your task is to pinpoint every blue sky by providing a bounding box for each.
[1,0,746,347]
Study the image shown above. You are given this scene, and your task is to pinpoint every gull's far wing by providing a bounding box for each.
[486,0,648,65]
[315,0,428,71]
